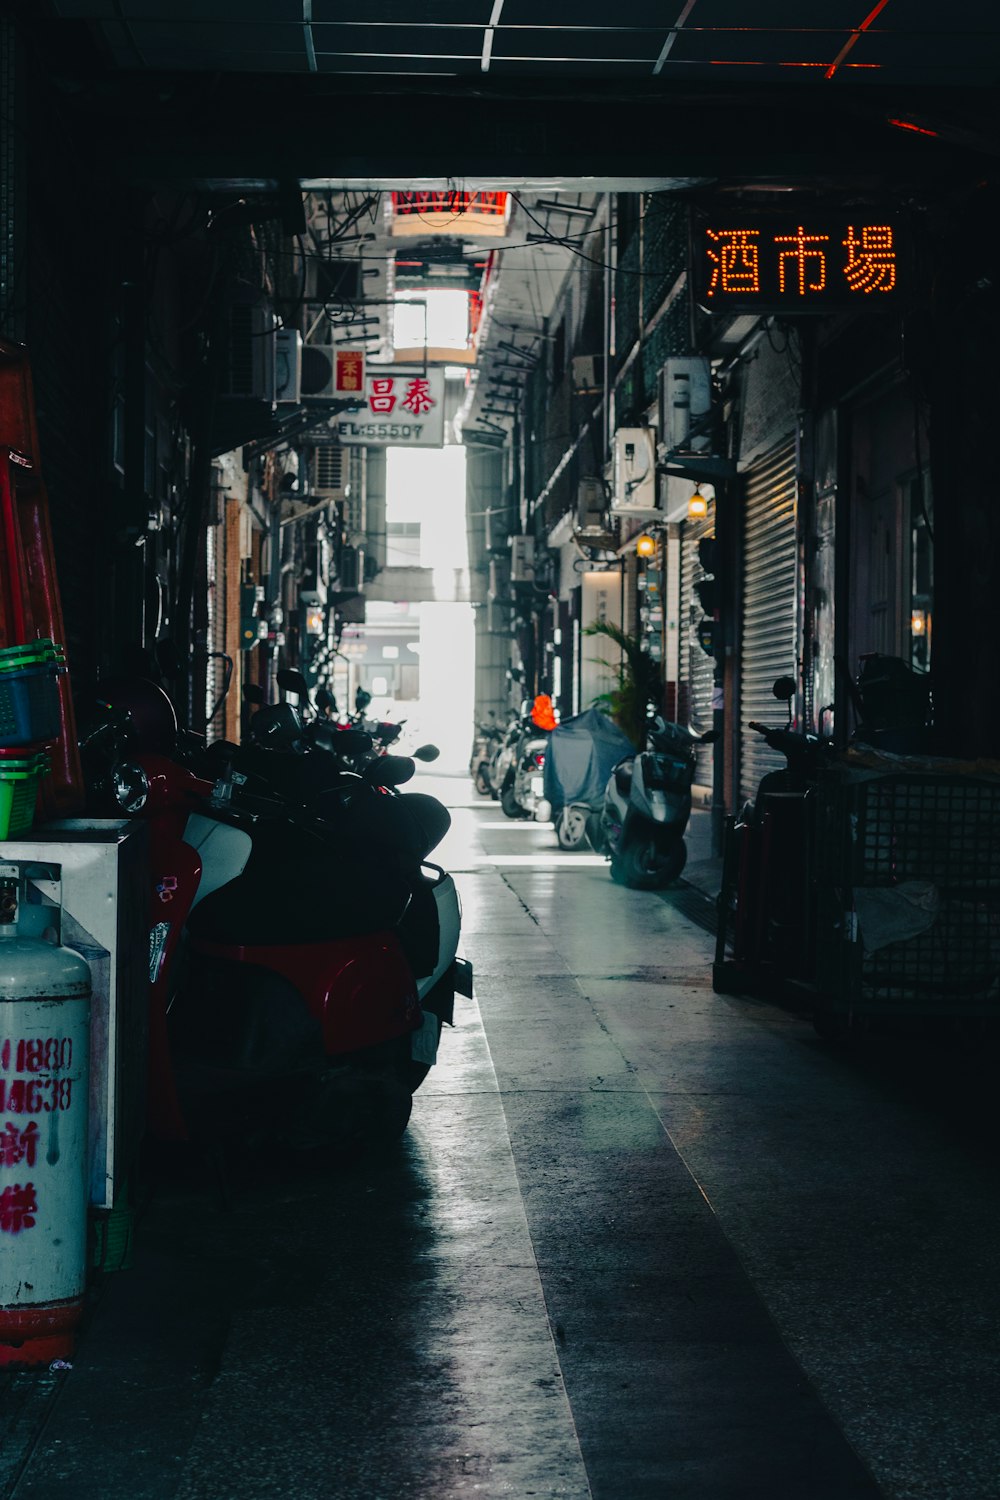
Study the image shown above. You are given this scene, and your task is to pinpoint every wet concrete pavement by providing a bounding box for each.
[4,773,1000,1498]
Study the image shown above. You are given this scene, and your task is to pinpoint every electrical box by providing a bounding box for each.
[576,477,606,532]
[1,823,149,1209]
[660,357,712,453]
[612,427,658,515]
[275,328,302,404]
[572,355,605,392]
[509,535,535,582]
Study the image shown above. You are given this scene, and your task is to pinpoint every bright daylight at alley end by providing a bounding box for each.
[3,3,1000,1498]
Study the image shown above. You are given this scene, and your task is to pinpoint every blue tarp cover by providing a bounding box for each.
[542,708,635,812]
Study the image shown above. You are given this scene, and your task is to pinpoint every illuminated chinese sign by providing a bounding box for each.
[390,191,511,239]
[694,215,903,311]
[335,366,446,448]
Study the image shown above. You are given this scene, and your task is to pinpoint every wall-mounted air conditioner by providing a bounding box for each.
[576,477,606,531]
[611,428,658,515]
[659,357,712,453]
[300,345,338,400]
[275,329,302,404]
[221,301,276,402]
[308,444,349,500]
[509,535,535,582]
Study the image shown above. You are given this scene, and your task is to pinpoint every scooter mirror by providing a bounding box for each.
[242,683,265,706]
[315,686,334,712]
[364,755,415,787]
[412,744,440,763]
[277,667,312,702]
[772,676,797,703]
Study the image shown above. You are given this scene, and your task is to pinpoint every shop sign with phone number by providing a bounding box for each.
[336,366,445,447]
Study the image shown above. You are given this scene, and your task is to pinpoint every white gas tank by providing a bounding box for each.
[0,872,91,1370]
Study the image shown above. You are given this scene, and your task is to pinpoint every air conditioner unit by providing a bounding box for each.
[300,345,337,400]
[576,477,606,531]
[572,355,605,392]
[308,444,349,500]
[612,428,658,516]
[509,535,535,582]
[660,357,712,453]
[275,329,302,404]
[221,302,276,402]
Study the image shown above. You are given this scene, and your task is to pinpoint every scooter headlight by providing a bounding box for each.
[112,761,149,813]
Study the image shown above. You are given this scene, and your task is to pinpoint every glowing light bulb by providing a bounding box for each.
[636,533,657,559]
[688,488,708,519]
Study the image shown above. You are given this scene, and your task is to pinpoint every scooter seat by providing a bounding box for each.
[187,850,413,947]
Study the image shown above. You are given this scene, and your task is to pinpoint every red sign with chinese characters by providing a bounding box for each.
[694,215,904,310]
[334,349,366,394]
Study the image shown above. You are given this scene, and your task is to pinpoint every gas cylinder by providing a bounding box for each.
[0,869,91,1368]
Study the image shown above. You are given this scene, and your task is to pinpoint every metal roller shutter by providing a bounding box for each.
[678,503,716,789]
[739,437,798,805]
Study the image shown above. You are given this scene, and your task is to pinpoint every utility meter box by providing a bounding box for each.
[660,357,712,453]
[509,535,535,582]
[612,428,658,515]
[1,821,149,1209]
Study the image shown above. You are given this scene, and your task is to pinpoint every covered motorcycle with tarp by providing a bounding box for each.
[542,707,635,849]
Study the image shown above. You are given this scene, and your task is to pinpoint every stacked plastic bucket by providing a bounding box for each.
[0,638,63,838]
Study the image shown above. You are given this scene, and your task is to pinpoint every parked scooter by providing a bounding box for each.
[81,681,470,1153]
[488,713,521,804]
[469,712,502,797]
[589,716,717,888]
[499,696,556,821]
[542,707,635,850]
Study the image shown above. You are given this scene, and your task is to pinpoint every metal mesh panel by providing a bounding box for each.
[641,196,687,327]
[827,774,1000,1010]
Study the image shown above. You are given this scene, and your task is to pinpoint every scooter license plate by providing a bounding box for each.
[411,1011,439,1066]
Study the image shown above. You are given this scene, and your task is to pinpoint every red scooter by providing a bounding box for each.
[87,685,469,1152]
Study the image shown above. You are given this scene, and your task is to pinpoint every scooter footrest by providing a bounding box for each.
[454,958,474,998]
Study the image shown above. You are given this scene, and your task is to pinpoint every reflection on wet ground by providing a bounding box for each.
[4,773,1000,1499]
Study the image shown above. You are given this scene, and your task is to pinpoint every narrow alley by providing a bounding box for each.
[3,774,997,1500]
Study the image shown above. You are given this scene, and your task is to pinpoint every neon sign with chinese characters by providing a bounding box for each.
[694,215,904,311]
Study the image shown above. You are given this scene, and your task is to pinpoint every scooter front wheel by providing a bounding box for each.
[613,838,687,890]
[555,805,590,849]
